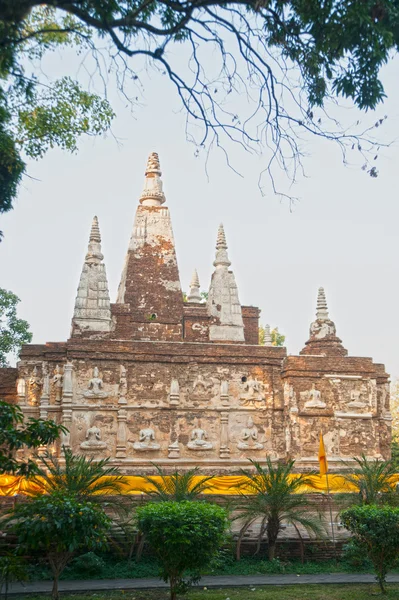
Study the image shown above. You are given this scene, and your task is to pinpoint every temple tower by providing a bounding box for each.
[116,152,184,340]
[207,224,245,342]
[300,287,347,356]
[71,216,111,336]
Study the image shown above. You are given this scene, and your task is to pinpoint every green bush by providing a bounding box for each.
[69,553,106,576]
[136,501,228,600]
[341,539,372,570]
[341,504,399,592]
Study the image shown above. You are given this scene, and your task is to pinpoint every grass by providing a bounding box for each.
[11,585,399,600]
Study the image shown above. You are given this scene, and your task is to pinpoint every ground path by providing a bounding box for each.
[8,573,399,595]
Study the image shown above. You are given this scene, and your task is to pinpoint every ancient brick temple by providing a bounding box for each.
[3,153,392,473]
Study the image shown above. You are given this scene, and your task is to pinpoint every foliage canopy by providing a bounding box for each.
[0,288,31,366]
[136,500,228,600]
[139,464,215,501]
[0,401,65,476]
[341,504,399,593]
[0,0,397,212]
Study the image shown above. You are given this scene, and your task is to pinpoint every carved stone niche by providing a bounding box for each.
[300,384,326,409]
[52,365,63,404]
[132,426,161,452]
[191,374,212,397]
[237,417,264,450]
[187,421,213,450]
[83,366,108,399]
[239,377,266,409]
[80,425,107,452]
[347,383,368,410]
[28,366,42,406]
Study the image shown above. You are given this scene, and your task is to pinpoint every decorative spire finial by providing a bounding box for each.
[264,324,272,346]
[85,216,103,264]
[316,287,329,320]
[213,223,231,268]
[140,151,166,206]
[187,269,201,303]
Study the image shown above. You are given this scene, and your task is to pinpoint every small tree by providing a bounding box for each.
[9,491,111,600]
[136,501,228,600]
[341,454,397,505]
[0,401,65,476]
[139,465,214,501]
[341,504,399,593]
[235,458,324,560]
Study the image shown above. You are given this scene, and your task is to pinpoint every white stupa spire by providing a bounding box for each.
[213,224,231,268]
[316,287,329,320]
[264,324,272,346]
[140,152,166,207]
[187,269,201,303]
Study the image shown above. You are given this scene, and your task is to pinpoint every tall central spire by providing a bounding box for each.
[140,152,166,207]
[116,152,183,341]
[300,287,347,356]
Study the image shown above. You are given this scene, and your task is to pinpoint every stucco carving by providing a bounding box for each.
[237,417,264,450]
[84,367,108,398]
[169,378,180,405]
[301,384,326,409]
[192,374,212,396]
[133,427,160,451]
[347,385,367,409]
[52,365,63,404]
[28,366,41,406]
[187,425,213,450]
[168,440,180,458]
[80,425,107,451]
[240,377,266,409]
[118,365,128,404]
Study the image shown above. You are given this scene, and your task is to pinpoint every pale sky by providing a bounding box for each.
[1,43,398,380]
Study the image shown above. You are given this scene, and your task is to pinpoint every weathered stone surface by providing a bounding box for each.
[0,154,390,473]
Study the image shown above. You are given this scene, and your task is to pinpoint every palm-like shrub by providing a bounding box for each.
[341,454,397,505]
[31,447,126,500]
[139,464,214,501]
[235,457,325,560]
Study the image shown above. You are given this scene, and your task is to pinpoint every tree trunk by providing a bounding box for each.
[170,575,177,600]
[52,574,59,600]
[268,541,276,561]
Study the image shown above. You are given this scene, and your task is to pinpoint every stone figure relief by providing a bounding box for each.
[169,378,180,405]
[17,377,26,402]
[28,366,42,406]
[187,421,213,450]
[52,365,63,403]
[118,365,128,404]
[301,383,326,409]
[237,417,264,450]
[240,377,266,409]
[133,426,161,451]
[347,384,367,409]
[83,366,108,398]
[192,374,212,395]
[80,425,107,451]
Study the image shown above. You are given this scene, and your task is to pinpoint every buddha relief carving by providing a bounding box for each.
[84,367,108,398]
[240,377,266,409]
[133,426,160,451]
[80,425,107,451]
[237,417,264,450]
[301,383,326,409]
[192,374,212,396]
[28,366,41,406]
[52,365,63,404]
[347,384,367,409]
[187,421,213,450]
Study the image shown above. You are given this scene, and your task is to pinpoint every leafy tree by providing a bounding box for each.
[1,1,397,212]
[235,457,324,560]
[136,501,228,600]
[8,491,112,600]
[0,401,65,476]
[0,289,31,366]
[341,454,398,505]
[341,504,399,593]
[139,464,215,501]
[259,325,285,347]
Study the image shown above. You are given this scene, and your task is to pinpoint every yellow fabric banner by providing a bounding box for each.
[1,473,398,496]
[318,432,328,476]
